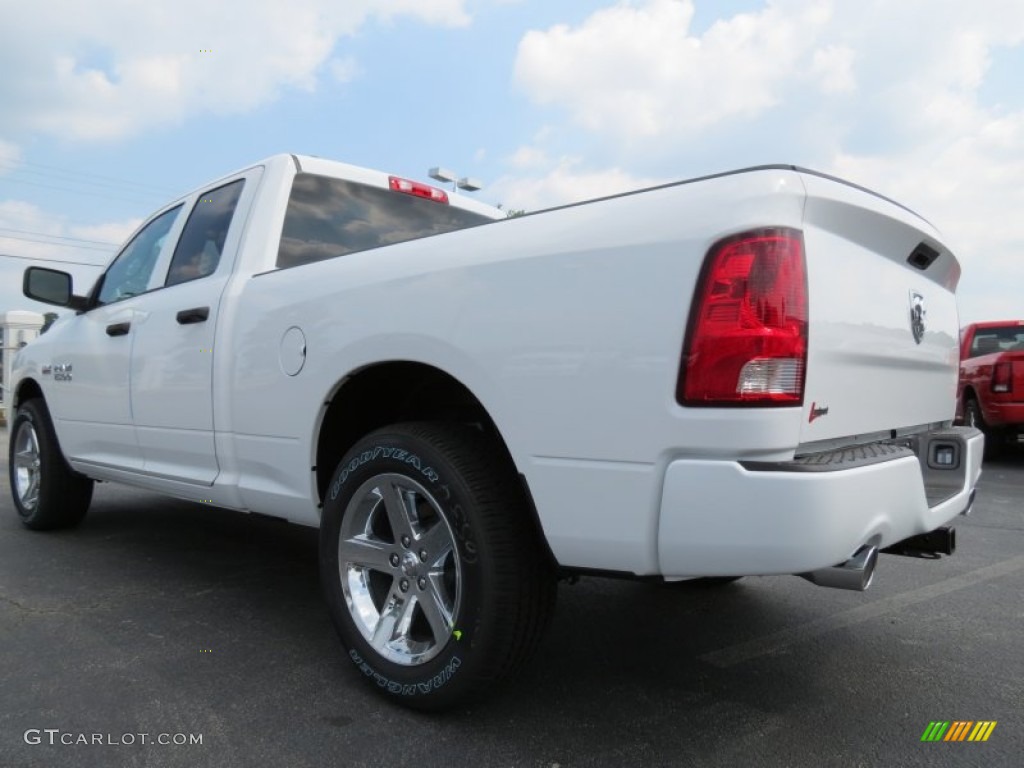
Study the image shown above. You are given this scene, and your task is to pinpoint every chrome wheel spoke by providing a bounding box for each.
[420,579,454,644]
[23,480,40,508]
[417,520,453,564]
[381,482,417,541]
[370,582,417,652]
[14,448,37,470]
[339,535,393,573]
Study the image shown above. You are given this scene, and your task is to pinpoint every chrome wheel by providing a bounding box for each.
[13,420,42,512]
[321,423,557,709]
[338,473,461,666]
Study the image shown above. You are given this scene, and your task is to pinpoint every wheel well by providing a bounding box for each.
[962,386,977,404]
[315,362,508,503]
[314,362,558,569]
[12,378,44,410]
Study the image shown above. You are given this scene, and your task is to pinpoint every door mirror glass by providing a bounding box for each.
[23,267,73,306]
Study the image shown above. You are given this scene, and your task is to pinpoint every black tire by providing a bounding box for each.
[964,396,1003,460]
[8,398,93,530]
[319,422,556,711]
[963,396,984,431]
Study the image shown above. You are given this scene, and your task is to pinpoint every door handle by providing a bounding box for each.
[176,306,210,325]
[106,322,131,337]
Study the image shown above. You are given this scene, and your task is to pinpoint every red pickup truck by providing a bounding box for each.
[957,321,1024,455]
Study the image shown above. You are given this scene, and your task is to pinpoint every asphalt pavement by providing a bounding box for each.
[1,427,1022,768]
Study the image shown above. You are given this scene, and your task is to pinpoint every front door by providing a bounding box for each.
[44,204,184,471]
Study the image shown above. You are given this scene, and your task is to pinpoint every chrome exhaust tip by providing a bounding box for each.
[799,545,879,591]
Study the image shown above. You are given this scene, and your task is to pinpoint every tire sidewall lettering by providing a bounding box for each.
[329,445,439,500]
[347,648,464,698]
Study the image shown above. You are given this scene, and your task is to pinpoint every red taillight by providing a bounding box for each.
[388,176,449,204]
[678,228,807,406]
[992,362,1012,393]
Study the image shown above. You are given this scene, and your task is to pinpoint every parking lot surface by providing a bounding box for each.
[1,428,1022,768]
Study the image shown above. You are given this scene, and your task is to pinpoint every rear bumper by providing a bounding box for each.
[656,426,983,577]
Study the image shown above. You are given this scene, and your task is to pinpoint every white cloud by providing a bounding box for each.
[508,145,548,169]
[514,0,832,139]
[828,110,1024,324]
[0,0,472,142]
[813,1,1024,324]
[490,157,664,210]
[328,56,361,84]
[0,139,20,172]
[377,0,470,26]
[811,45,856,94]
[70,219,141,248]
[0,200,123,264]
[514,0,1024,144]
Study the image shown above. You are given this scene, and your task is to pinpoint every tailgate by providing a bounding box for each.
[797,172,960,446]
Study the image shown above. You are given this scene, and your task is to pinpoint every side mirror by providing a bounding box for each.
[23,267,88,310]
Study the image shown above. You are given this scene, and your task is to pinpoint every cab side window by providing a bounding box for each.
[97,205,183,305]
[165,180,245,287]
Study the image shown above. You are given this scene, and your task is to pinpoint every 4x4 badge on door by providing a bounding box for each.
[909,290,926,344]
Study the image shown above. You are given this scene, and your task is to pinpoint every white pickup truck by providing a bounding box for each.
[7,154,983,709]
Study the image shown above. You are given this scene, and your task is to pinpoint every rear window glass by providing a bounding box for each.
[969,327,1024,357]
[277,173,493,269]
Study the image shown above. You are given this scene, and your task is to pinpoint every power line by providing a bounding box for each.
[0,158,181,197]
[0,227,121,247]
[0,176,169,206]
[0,168,172,201]
[0,232,117,253]
[0,252,108,267]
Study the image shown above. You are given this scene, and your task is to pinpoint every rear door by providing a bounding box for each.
[797,173,961,446]
[128,169,259,484]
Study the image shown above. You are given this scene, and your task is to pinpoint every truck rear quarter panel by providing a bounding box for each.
[225,169,807,573]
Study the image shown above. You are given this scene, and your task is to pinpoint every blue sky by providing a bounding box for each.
[2,0,1023,323]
